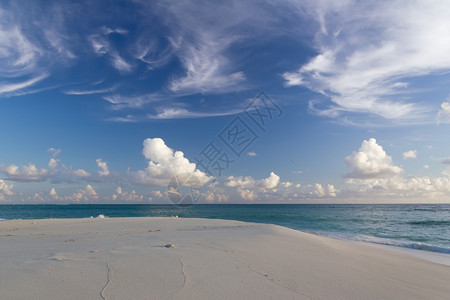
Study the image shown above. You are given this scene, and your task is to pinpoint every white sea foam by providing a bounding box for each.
[89,214,107,219]
[319,232,450,254]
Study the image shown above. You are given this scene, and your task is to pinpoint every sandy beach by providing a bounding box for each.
[1,217,449,299]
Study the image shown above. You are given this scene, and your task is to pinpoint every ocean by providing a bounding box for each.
[1,204,449,254]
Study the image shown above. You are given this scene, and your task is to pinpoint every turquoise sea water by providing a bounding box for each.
[1,204,449,254]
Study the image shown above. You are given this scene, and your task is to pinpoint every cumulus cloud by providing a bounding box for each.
[437,100,450,124]
[345,138,402,179]
[0,179,14,197]
[312,183,325,197]
[96,158,110,176]
[112,187,145,202]
[151,190,163,198]
[71,168,91,178]
[283,0,450,123]
[72,185,98,202]
[116,186,122,195]
[403,150,417,159]
[224,172,281,202]
[280,181,292,188]
[49,187,58,199]
[1,163,49,182]
[1,147,93,183]
[327,184,338,197]
[346,175,450,201]
[131,138,212,186]
[226,172,280,190]
[48,158,59,169]
[205,191,230,203]
[238,189,258,201]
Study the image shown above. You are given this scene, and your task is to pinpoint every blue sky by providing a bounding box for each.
[1,0,450,203]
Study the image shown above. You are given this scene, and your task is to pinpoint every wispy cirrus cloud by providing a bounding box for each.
[0,3,75,96]
[283,0,450,124]
[134,0,276,95]
[0,73,48,95]
[147,107,243,119]
[103,93,163,110]
[64,85,117,95]
[88,30,133,73]
[0,8,41,78]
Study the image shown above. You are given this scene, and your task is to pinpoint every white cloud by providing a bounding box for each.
[204,191,229,203]
[148,107,242,119]
[327,184,338,197]
[72,185,98,202]
[247,152,257,157]
[283,0,450,123]
[116,186,122,195]
[64,86,117,95]
[71,169,91,178]
[345,138,402,179]
[0,179,14,196]
[48,158,59,169]
[47,147,61,157]
[143,1,257,95]
[280,181,292,188]
[49,187,58,199]
[346,175,450,201]
[0,8,41,77]
[103,93,161,110]
[312,183,325,197]
[132,138,212,186]
[110,52,133,73]
[1,163,49,182]
[89,32,133,73]
[238,189,258,201]
[0,74,49,96]
[112,188,145,202]
[403,150,417,159]
[0,5,75,97]
[230,71,246,81]
[151,190,163,198]
[437,100,450,124]
[226,172,280,190]
[168,33,234,94]
[90,35,108,54]
[102,27,128,35]
[96,158,110,176]
[1,158,91,182]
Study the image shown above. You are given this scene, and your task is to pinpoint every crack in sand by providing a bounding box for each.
[100,262,112,300]
[197,244,314,299]
[178,254,187,289]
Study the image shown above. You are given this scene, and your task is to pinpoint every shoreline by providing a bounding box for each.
[1,217,450,299]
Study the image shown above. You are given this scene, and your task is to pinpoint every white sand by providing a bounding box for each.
[1,217,449,300]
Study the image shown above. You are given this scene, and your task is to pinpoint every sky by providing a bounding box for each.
[1,0,450,204]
